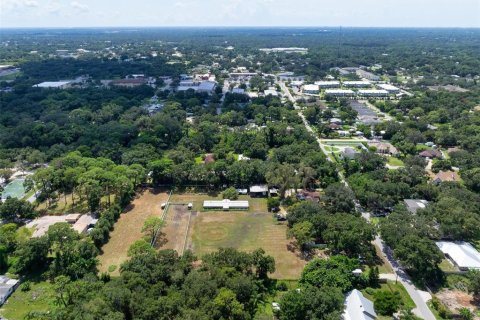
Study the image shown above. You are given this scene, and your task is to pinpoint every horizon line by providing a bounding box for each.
[1,25,479,30]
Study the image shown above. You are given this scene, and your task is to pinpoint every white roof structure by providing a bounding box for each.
[264,89,279,97]
[250,185,268,193]
[343,289,377,320]
[303,84,320,92]
[436,241,480,270]
[358,89,389,96]
[377,83,400,92]
[34,80,73,88]
[315,80,341,87]
[342,81,371,87]
[203,199,249,210]
[325,89,355,96]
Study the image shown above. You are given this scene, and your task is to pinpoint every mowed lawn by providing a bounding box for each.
[98,189,169,274]
[175,194,306,279]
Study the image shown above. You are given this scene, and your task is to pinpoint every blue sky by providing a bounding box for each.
[1,0,479,28]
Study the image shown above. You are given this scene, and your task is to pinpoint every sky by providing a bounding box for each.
[0,0,479,28]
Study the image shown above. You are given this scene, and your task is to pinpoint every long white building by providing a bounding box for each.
[377,83,400,93]
[303,84,320,94]
[436,241,480,270]
[357,89,389,97]
[342,81,371,88]
[314,81,341,88]
[325,89,355,97]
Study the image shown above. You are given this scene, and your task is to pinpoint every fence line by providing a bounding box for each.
[151,190,172,247]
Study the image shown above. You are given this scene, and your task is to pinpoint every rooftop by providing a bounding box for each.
[436,241,480,270]
[343,289,377,320]
[404,199,428,213]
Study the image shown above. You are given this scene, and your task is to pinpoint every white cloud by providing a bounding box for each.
[70,1,89,12]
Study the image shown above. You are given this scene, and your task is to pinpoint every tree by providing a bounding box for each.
[288,221,314,251]
[323,183,355,214]
[0,198,36,222]
[251,248,275,279]
[213,288,246,320]
[13,236,49,274]
[142,217,164,246]
[458,308,474,320]
[300,256,359,293]
[279,286,343,320]
[467,270,480,299]
[266,164,298,199]
[323,214,376,261]
[374,290,401,316]
[394,235,443,283]
[222,187,239,200]
[128,239,155,257]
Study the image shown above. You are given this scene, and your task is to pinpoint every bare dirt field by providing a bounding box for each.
[161,204,192,254]
[98,189,169,274]
[437,289,479,319]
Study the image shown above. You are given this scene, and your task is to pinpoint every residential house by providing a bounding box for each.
[403,199,429,214]
[204,154,215,164]
[419,149,442,159]
[341,147,359,160]
[432,171,460,184]
[343,289,377,320]
[368,142,399,157]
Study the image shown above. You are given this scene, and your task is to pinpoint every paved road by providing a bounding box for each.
[279,81,435,320]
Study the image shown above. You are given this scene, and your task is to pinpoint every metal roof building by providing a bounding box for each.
[343,289,377,320]
[436,241,480,270]
[203,199,249,211]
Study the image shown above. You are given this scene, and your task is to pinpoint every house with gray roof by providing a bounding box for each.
[343,289,377,320]
[404,199,429,214]
[0,275,19,305]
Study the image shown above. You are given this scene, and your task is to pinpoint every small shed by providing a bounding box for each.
[249,185,268,197]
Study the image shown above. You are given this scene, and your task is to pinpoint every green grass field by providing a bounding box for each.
[387,157,405,167]
[0,281,57,319]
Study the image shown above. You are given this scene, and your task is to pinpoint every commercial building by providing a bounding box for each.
[356,69,381,81]
[314,81,341,88]
[325,89,355,97]
[33,80,74,89]
[342,81,371,88]
[377,83,400,94]
[436,241,480,270]
[177,81,217,94]
[111,78,146,88]
[357,89,389,98]
[203,199,249,211]
[343,289,377,320]
[303,84,320,94]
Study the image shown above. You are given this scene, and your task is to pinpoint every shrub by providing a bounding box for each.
[374,290,401,316]
[276,281,288,291]
[267,197,280,211]
[20,281,31,292]
[108,265,117,273]
[222,187,239,200]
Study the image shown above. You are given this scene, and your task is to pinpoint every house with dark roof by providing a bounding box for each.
[419,149,442,159]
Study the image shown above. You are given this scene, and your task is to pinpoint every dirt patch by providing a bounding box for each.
[162,204,192,254]
[436,289,479,318]
[98,189,169,274]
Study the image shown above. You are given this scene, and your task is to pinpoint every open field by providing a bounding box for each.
[169,193,306,279]
[98,189,169,274]
[0,280,56,319]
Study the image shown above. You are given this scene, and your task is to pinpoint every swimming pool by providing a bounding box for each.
[1,178,26,201]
